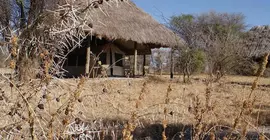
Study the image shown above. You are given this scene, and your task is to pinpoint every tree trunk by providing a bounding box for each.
[28,0,45,25]
[160,65,163,76]
[183,71,186,83]
[18,57,39,81]
[187,65,191,82]
[17,1,26,29]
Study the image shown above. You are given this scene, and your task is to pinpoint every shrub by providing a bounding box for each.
[175,47,206,82]
[234,60,259,76]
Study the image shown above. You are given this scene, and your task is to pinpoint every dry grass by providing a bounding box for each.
[0,74,270,139]
[0,51,269,139]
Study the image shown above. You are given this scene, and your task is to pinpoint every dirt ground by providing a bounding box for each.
[0,74,269,138]
[21,75,270,123]
[65,75,270,121]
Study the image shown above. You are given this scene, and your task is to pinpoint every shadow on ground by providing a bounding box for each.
[71,119,270,140]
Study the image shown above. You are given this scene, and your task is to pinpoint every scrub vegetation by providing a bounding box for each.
[0,0,269,139]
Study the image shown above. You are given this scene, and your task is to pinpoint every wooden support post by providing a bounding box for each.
[133,42,138,77]
[143,55,146,76]
[85,39,91,77]
[170,49,174,79]
[110,47,113,76]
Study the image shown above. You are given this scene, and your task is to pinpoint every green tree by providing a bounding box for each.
[170,11,247,81]
[175,46,205,83]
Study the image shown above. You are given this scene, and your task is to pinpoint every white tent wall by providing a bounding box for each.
[102,44,125,76]
[63,43,125,77]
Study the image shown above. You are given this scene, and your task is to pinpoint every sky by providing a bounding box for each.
[132,0,270,28]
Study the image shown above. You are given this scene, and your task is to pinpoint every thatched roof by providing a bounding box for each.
[245,25,270,56]
[45,0,183,47]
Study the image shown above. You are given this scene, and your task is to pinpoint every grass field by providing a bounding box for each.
[0,74,269,139]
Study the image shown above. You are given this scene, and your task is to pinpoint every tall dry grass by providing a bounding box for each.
[0,35,269,139]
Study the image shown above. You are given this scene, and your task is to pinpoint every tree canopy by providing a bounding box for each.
[170,11,248,78]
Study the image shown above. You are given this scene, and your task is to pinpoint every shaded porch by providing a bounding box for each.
[63,37,152,78]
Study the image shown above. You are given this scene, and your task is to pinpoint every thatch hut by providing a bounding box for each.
[245,25,270,57]
[46,0,183,77]
[245,25,270,68]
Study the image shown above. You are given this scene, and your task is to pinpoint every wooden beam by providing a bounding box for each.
[143,55,146,76]
[110,47,113,76]
[85,39,91,77]
[170,49,174,79]
[133,42,138,77]
[113,42,151,55]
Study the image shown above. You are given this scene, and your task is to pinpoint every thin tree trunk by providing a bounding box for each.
[17,1,26,29]
[28,0,45,25]
[183,71,186,83]
[187,65,190,82]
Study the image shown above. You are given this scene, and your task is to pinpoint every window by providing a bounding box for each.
[115,53,123,67]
